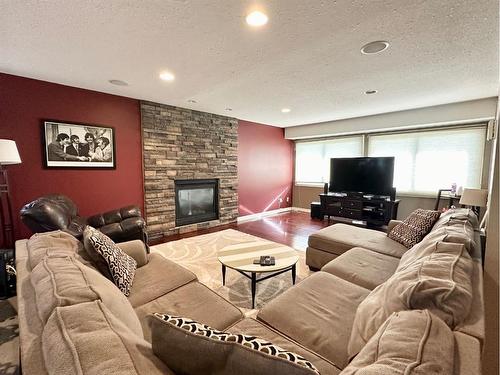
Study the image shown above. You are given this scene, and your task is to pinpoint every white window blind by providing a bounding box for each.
[368,127,486,194]
[295,136,363,184]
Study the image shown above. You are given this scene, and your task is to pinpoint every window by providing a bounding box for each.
[368,127,486,195]
[295,136,363,184]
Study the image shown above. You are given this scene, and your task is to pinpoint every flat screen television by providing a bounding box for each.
[329,157,395,195]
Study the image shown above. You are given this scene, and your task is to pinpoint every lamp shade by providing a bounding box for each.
[459,188,488,207]
[0,139,21,165]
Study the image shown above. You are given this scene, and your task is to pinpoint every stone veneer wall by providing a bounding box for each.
[141,101,238,241]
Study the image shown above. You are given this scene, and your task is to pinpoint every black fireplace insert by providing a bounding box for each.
[175,179,219,226]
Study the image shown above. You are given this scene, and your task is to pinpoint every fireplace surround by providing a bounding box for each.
[175,179,219,226]
[141,101,238,241]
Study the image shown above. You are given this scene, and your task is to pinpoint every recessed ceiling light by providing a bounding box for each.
[365,90,378,95]
[281,108,291,113]
[246,11,268,27]
[225,107,233,111]
[108,79,128,86]
[360,41,390,55]
[187,99,197,104]
[159,71,175,81]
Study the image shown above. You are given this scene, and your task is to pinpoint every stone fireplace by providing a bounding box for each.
[175,179,219,227]
[141,101,238,241]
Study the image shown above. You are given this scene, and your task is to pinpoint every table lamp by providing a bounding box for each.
[459,188,488,220]
[0,140,22,249]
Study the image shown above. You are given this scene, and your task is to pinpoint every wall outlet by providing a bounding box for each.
[279,198,283,203]
[286,196,290,202]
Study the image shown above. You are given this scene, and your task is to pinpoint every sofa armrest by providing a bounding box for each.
[117,240,149,267]
[387,220,402,233]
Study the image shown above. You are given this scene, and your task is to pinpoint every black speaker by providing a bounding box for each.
[310,202,322,219]
[390,187,396,201]
[323,183,329,194]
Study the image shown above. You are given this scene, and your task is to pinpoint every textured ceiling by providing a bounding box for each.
[1,0,498,127]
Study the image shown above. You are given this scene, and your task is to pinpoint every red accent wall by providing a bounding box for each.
[0,73,144,241]
[238,120,293,216]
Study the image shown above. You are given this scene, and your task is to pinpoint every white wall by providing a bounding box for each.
[285,98,497,139]
[483,104,499,375]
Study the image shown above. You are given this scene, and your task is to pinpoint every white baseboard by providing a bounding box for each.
[237,207,292,223]
[291,206,310,213]
[237,206,313,223]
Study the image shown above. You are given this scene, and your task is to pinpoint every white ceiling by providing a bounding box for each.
[1,0,498,127]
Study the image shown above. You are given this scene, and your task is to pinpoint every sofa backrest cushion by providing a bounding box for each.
[150,313,320,375]
[388,209,441,249]
[341,310,454,375]
[30,255,143,338]
[42,301,171,375]
[433,208,479,232]
[26,230,82,270]
[348,242,473,358]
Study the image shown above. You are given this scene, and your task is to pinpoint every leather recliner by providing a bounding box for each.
[20,194,148,246]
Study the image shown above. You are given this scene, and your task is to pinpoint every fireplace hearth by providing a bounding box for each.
[175,179,219,227]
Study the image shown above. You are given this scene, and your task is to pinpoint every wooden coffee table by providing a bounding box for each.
[217,240,299,308]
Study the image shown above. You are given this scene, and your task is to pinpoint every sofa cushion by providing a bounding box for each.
[128,253,197,308]
[321,247,400,290]
[26,230,82,270]
[42,301,172,375]
[388,209,441,248]
[135,280,243,342]
[83,225,137,296]
[150,313,319,375]
[348,244,474,358]
[433,208,479,231]
[453,331,482,375]
[308,223,407,258]
[398,239,470,271]
[341,310,454,375]
[258,271,370,369]
[228,318,341,375]
[30,255,143,337]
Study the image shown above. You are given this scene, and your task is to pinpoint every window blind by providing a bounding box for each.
[368,127,486,194]
[295,136,364,184]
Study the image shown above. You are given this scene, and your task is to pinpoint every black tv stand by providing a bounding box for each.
[319,192,400,227]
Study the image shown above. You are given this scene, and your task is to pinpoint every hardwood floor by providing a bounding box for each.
[151,211,331,251]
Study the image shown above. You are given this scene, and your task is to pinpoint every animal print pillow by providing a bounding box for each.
[150,314,320,375]
[83,226,136,296]
[388,209,441,248]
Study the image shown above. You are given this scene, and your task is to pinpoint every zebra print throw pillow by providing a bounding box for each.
[84,226,137,296]
[388,209,441,248]
[152,313,320,374]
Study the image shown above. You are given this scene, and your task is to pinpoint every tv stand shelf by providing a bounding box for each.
[319,193,400,227]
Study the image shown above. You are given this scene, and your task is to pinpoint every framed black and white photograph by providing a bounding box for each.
[42,120,116,168]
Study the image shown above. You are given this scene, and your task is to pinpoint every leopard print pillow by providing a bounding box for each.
[388,209,441,248]
[153,314,320,374]
[84,226,137,296]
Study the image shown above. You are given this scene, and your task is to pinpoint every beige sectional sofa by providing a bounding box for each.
[16,208,483,374]
[257,208,484,374]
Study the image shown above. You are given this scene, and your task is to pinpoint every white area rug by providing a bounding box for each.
[151,229,312,313]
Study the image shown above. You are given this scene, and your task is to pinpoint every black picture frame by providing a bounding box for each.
[41,120,116,169]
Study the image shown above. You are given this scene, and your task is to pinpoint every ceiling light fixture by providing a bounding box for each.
[187,99,197,104]
[281,108,291,113]
[365,90,378,95]
[225,107,233,111]
[108,79,128,86]
[360,41,390,55]
[159,71,175,81]
[246,11,268,27]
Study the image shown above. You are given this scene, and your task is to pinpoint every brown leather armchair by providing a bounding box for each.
[20,194,148,246]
